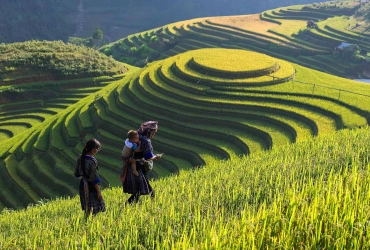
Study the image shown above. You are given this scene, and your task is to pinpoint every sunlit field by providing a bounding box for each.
[1,48,370,211]
[1,127,370,249]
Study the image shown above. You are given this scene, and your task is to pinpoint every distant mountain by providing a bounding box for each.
[0,0,77,43]
[0,0,327,44]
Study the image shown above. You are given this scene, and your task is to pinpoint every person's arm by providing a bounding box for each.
[142,139,162,161]
[87,160,102,199]
[146,154,162,161]
[94,184,102,200]
[135,140,141,152]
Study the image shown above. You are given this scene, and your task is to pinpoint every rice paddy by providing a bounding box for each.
[102,1,366,78]
[1,47,370,211]
[1,2,370,247]
[1,127,370,248]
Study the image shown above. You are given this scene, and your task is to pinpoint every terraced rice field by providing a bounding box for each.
[0,76,124,209]
[102,2,366,78]
[1,48,370,210]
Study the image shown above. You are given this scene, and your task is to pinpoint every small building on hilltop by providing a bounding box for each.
[335,42,359,53]
[306,19,316,28]
[335,42,362,62]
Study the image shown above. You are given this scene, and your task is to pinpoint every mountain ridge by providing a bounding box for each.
[0,0,328,43]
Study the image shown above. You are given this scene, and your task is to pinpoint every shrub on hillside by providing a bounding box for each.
[0,40,124,78]
[354,4,370,21]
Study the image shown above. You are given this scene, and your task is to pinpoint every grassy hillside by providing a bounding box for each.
[0,40,127,83]
[1,48,370,210]
[353,2,370,34]
[1,127,370,248]
[101,1,370,78]
[0,40,131,143]
[0,40,135,210]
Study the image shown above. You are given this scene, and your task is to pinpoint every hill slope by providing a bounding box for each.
[1,48,370,210]
[0,0,327,43]
[353,3,370,33]
[101,1,369,78]
[1,127,370,248]
[0,40,126,83]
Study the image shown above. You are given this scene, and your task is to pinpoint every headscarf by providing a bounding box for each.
[138,121,158,138]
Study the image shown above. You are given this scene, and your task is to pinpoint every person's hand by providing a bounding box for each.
[156,153,163,160]
[133,170,140,176]
[97,191,103,200]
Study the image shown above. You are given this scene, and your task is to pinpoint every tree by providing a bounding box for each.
[92,26,104,40]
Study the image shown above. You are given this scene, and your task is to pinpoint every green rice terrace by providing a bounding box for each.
[1,1,370,247]
[1,48,370,211]
[101,1,370,78]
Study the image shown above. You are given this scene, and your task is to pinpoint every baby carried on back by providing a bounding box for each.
[120,130,141,181]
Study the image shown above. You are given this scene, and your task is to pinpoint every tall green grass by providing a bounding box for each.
[1,127,370,249]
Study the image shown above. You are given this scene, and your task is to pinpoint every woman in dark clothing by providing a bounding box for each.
[74,138,106,215]
[122,121,162,204]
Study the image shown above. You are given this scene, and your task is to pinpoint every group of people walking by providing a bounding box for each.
[74,121,162,216]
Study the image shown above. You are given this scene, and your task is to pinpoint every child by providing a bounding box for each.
[120,130,141,181]
[74,138,105,216]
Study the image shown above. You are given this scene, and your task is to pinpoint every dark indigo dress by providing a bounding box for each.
[74,155,106,215]
[122,135,154,195]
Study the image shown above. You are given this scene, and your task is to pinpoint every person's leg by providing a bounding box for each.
[127,192,140,204]
[144,174,155,199]
[127,194,135,203]
[150,189,155,199]
[131,161,139,176]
